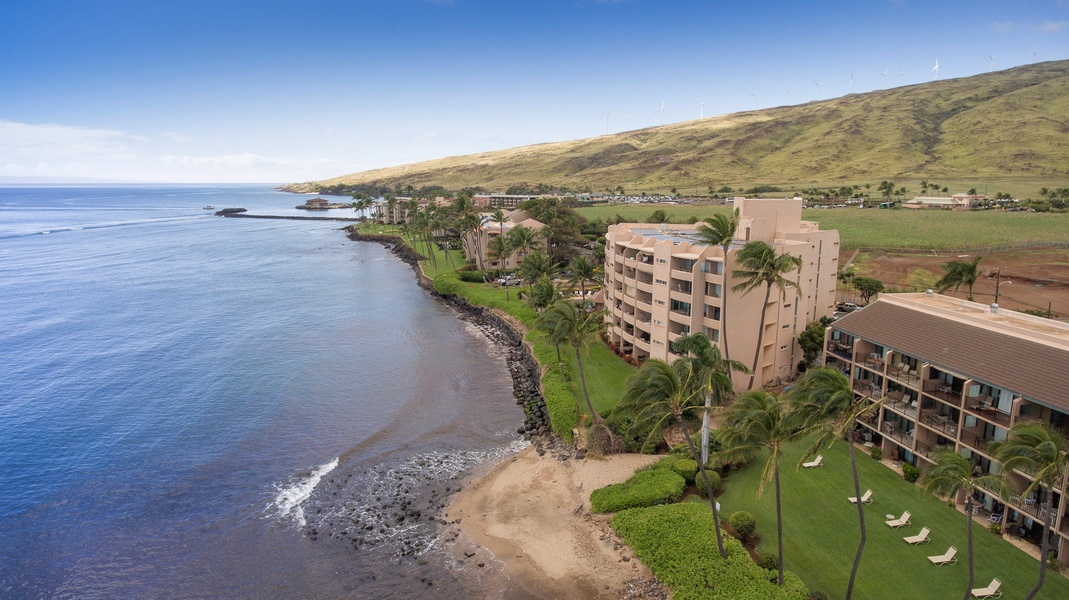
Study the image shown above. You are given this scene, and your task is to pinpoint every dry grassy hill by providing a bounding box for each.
[284,60,1069,194]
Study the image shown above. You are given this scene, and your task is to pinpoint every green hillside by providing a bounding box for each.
[285,61,1069,195]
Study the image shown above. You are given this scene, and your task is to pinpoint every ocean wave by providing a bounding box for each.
[270,456,339,527]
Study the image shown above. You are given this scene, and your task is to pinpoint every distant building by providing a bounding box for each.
[461,209,546,271]
[379,196,452,225]
[305,198,329,210]
[905,194,985,210]
[825,292,1069,566]
[473,194,538,210]
[604,197,840,388]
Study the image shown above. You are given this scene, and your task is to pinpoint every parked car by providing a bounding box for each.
[838,302,862,312]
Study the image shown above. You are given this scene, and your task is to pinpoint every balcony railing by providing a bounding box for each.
[919,412,959,437]
[963,402,1011,428]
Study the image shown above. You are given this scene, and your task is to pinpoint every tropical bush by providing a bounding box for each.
[901,463,921,483]
[638,454,684,473]
[590,469,686,513]
[673,459,698,484]
[729,511,757,541]
[757,551,778,571]
[604,408,659,453]
[455,269,492,283]
[870,446,883,461]
[612,503,808,600]
[696,471,722,497]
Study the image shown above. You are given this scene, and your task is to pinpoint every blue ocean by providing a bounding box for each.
[0,186,525,598]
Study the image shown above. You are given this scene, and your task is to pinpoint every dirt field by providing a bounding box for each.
[840,248,1069,320]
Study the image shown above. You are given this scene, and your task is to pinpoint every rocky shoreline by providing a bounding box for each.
[344,226,555,441]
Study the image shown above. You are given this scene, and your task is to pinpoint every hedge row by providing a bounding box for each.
[612,503,809,600]
[590,468,686,513]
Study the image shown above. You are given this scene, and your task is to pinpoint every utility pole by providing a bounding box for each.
[994,268,1002,304]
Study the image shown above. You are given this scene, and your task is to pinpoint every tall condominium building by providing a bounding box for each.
[460,210,546,271]
[825,292,1069,565]
[604,198,840,388]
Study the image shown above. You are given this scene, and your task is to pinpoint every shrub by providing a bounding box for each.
[809,592,829,600]
[432,273,462,296]
[673,459,698,484]
[590,469,686,513]
[604,408,659,453]
[638,454,683,473]
[729,511,757,541]
[757,551,778,571]
[870,446,883,461]
[455,269,492,283]
[902,463,921,483]
[990,523,1002,535]
[696,470,722,497]
[612,503,809,600]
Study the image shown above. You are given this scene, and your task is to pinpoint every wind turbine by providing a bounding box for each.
[784,88,791,103]
[750,90,759,110]
[849,72,855,94]
[605,111,610,135]
[700,101,704,119]
[879,69,888,88]
[1031,45,1038,63]
[932,58,940,81]
[813,80,822,101]
[897,67,905,85]
[659,100,664,126]
[988,54,997,72]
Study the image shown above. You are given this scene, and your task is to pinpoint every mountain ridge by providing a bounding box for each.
[283,60,1069,194]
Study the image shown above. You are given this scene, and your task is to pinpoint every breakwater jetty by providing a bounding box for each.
[214,208,364,222]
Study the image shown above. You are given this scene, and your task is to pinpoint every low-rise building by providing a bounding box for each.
[905,194,986,210]
[461,209,546,271]
[824,292,1069,565]
[604,197,840,388]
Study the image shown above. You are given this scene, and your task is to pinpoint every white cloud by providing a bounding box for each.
[163,131,192,143]
[0,120,145,159]
[992,21,1013,33]
[1037,20,1069,33]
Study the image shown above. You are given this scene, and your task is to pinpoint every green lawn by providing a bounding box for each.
[716,440,1069,600]
[576,204,1069,250]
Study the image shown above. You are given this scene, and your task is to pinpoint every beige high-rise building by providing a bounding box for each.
[603,198,840,388]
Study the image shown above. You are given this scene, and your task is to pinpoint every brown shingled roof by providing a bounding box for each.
[833,302,1069,412]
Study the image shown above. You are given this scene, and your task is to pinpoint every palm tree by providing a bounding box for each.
[487,236,514,299]
[535,300,605,426]
[989,422,1069,600]
[670,332,749,464]
[789,366,880,600]
[719,390,804,585]
[517,249,558,292]
[923,450,1006,600]
[731,241,803,390]
[693,209,740,364]
[567,255,599,301]
[620,359,728,559]
[935,256,983,302]
[506,223,537,262]
[527,276,560,312]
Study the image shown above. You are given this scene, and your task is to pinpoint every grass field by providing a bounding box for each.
[576,204,1069,250]
[716,440,1069,600]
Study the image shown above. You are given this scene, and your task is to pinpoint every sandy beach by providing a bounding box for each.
[443,445,662,599]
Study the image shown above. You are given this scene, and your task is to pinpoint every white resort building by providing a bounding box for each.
[603,197,840,388]
[824,292,1069,566]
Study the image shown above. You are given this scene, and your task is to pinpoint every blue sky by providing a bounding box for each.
[1,0,1066,184]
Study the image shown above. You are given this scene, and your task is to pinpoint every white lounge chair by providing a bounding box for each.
[971,578,1002,598]
[848,489,873,504]
[928,546,957,565]
[904,526,931,545]
[885,511,911,528]
[802,455,823,469]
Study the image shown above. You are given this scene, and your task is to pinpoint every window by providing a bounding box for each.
[656,258,667,264]
[701,260,724,275]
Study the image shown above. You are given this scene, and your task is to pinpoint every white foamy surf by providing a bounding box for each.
[272,457,339,527]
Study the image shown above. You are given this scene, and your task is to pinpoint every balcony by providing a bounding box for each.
[887,364,920,387]
[963,402,1012,428]
[885,396,918,421]
[922,381,963,408]
[828,341,853,361]
[670,268,694,281]
[919,412,959,437]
